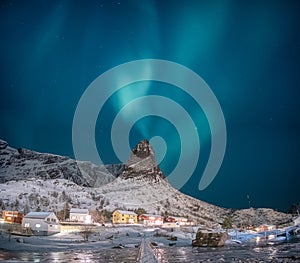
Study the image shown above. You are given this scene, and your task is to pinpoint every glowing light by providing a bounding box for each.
[73,59,226,197]
[256,236,262,243]
[85,215,92,224]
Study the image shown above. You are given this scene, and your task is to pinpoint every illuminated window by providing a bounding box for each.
[35,224,41,228]
[24,223,30,228]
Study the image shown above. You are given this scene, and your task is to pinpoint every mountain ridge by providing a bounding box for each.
[0,139,124,187]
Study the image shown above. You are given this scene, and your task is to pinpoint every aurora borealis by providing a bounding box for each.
[0,0,299,211]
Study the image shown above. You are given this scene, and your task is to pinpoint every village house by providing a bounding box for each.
[256,224,276,232]
[22,212,60,236]
[139,214,164,226]
[69,208,91,224]
[2,211,23,224]
[112,210,137,224]
[166,216,189,226]
[174,216,189,226]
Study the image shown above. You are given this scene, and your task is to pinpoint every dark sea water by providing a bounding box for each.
[0,240,299,262]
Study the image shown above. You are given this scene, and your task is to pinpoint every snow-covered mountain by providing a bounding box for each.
[0,140,124,187]
[0,139,292,228]
[95,140,228,226]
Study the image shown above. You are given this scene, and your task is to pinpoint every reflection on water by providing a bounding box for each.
[0,239,299,262]
[0,248,139,262]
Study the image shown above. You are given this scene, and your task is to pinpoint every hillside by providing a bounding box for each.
[0,140,123,187]
[0,139,292,228]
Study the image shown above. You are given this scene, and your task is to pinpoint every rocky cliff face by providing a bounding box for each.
[121,140,164,181]
[0,139,123,187]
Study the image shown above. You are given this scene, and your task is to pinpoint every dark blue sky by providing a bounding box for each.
[1,0,299,211]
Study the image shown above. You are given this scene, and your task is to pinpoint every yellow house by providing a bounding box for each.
[112,210,138,224]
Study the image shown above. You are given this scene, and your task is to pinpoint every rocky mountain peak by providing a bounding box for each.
[127,139,155,168]
[121,139,165,181]
[131,139,153,158]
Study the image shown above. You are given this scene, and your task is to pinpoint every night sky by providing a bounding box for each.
[1,0,299,212]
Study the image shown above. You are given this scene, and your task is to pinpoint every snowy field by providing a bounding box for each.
[0,225,194,262]
[0,225,299,262]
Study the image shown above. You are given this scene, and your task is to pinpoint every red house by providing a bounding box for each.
[256,224,276,232]
[139,214,164,226]
[2,211,24,224]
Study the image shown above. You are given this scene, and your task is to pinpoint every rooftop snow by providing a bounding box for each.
[115,210,137,216]
[141,214,163,218]
[70,208,89,214]
[24,212,52,219]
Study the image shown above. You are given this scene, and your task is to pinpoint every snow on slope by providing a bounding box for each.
[231,208,292,227]
[97,176,227,227]
[0,176,228,227]
[0,178,109,212]
[0,139,292,228]
[0,139,123,187]
[0,139,228,226]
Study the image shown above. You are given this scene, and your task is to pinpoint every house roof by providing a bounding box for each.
[24,212,52,219]
[114,210,137,216]
[258,224,275,227]
[70,208,89,214]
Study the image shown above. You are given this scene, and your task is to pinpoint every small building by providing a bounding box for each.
[22,212,60,236]
[112,210,137,224]
[139,214,164,226]
[256,224,276,232]
[165,216,176,223]
[2,211,23,224]
[69,208,91,224]
[166,216,189,226]
[174,217,189,225]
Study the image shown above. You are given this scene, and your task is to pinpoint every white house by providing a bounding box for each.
[139,214,164,226]
[69,208,91,223]
[22,212,60,236]
[173,217,189,226]
[166,216,189,226]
